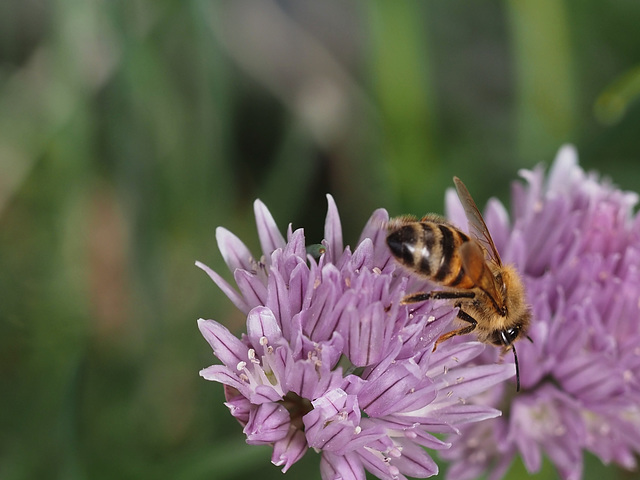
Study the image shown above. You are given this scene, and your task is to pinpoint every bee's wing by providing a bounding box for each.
[453,176,503,267]
[459,240,502,308]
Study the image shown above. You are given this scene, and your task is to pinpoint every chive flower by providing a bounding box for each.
[197,195,514,479]
[441,145,640,480]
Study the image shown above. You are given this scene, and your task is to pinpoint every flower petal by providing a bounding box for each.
[345,302,387,367]
[250,384,284,404]
[272,427,307,473]
[195,261,250,313]
[423,404,503,426]
[351,237,374,271]
[200,365,250,398]
[234,269,268,307]
[198,319,248,368]
[357,208,393,270]
[223,392,251,425]
[358,363,423,417]
[265,267,292,337]
[320,452,366,480]
[324,194,343,263]
[254,199,286,257]
[287,262,309,317]
[357,447,406,480]
[391,438,438,477]
[433,364,515,406]
[304,389,361,452]
[547,144,580,193]
[244,402,290,445]
[216,227,255,272]
[246,306,283,348]
[427,341,486,377]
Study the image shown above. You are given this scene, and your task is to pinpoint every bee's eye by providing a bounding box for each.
[504,326,520,344]
[488,331,503,346]
[490,326,521,347]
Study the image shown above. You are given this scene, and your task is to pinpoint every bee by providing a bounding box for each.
[386,177,531,390]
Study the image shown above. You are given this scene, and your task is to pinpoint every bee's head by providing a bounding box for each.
[496,264,531,344]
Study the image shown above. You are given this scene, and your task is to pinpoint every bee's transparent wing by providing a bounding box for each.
[453,176,503,266]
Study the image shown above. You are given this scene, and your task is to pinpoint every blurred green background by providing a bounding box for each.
[1,1,639,479]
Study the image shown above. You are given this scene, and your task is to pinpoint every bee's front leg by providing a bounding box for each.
[432,308,478,352]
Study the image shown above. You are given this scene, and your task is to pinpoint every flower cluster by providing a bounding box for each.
[441,146,640,480]
[197,195,514,479]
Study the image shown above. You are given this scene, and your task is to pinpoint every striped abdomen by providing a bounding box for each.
[386,221,476,288]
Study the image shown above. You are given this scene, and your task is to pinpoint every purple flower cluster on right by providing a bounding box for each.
[441,145,640,480]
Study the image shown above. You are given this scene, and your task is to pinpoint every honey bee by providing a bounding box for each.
[386,177,531,390]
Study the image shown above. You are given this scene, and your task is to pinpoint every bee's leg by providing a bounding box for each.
[432,308,477,352]
[401,290,475,304]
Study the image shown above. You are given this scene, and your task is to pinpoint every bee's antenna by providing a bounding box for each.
[526,335,534,344]
[500,331,522,392]
[512,343,521,392]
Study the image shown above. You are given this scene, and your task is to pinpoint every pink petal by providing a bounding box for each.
[324,194,343,262]
[243,402,290,445]
[433,363,515,405]
[216,227,254,272]
[195,261,250,313]
[198,319,249,368]
[320,452,366,480]
[391,438,438,477]
[266,268,292,338]
[254,199,286,257]
[271,427,307,473]
[234,269,267,308]
[246,306,283,348]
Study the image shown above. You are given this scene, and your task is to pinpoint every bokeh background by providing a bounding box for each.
[2,1,639,479]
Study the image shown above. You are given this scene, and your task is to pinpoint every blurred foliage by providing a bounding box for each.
[1,1,639,479]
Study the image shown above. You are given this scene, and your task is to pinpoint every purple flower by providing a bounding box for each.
[197,195,514,479]
[441,145,640,480]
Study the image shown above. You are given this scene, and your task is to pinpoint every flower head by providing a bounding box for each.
[441,145,640,480]
[197,195,514,479]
